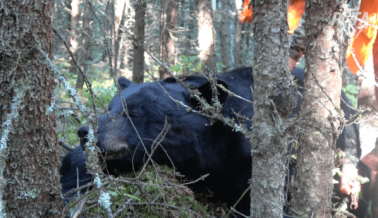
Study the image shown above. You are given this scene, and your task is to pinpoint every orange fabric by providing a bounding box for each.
[287,0,306,34]
[373,29,378,104]
[240,0,305,34]
[346,0,378,74]
[240,0,253,23]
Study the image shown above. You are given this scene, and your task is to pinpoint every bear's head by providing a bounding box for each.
[92,75,234,176]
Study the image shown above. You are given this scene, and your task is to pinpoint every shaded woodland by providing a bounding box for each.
[2,0,378,217]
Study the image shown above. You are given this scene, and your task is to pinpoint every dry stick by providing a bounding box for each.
[72,196,89,218]
[51,27,102,126]
[58,139,74,152]
[86,0,119,92]
[330,208,356,217]
[137,119,171,178]
[127,202,202,218]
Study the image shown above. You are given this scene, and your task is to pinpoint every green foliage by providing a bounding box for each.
[342,83,358,107]
[82,79,117,108]
[170,55,228,74]
[66,165,212,217]
[171,55,201,73]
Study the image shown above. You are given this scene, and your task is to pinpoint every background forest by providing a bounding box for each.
[2,0,374,217]
[54,0,259,145]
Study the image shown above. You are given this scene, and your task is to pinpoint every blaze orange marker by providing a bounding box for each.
[240,0,305,34]
[346,0,378,74]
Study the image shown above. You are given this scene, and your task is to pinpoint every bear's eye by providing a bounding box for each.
[127,109,140,118]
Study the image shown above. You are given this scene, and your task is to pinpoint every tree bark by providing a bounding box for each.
[291,0,345,216]
[233,0,242,68]
[0,1,63,217]
[159,0,179,79]
[132,0,146,84]
[69,0,80,75]
[249,0,291,216]
[76,1,95,89]
[195,0,217,74]
[220,0,231,69]
[112,0,126,79]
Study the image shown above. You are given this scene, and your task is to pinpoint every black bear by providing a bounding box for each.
[61,67,367,217]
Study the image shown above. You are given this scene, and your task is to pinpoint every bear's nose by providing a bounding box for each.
[78,126,89,138]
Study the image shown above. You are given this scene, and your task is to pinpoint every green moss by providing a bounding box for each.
[65,165,214,217]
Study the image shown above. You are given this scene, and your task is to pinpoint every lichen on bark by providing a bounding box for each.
[249,0,294,216]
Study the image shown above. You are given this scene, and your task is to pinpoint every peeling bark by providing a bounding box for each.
[249,0,291,216]
[0,1,63,217]
[291,0,345,216]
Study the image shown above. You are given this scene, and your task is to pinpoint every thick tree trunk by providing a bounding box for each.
[220,0,231,69]
[195,0,217,74]
[159,0,178,79]
[249,0,290,216]
[69,0,80,75]
[233,0,242,68]
[132,0,146,84]
[76,1,95,89]
[291,0,344,216]
[0,1,63,217]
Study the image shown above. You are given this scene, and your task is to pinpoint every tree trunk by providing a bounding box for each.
[69,0,80,75]
[249,0,290,216]
[195,0,217,74]
[120,0,131,71]
[76,1,95,89]
[132,0,146,84]
[233,0,242,68]
[159,0,179,79]
[291,0,344,216]
[0,1,63,217]
[112,0,126,79]
[179,0,186,29]
[220,0,231,69]
[187,0,197,56]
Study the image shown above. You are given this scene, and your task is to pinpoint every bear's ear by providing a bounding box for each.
[189,80,229,108]
[118,77,133,90]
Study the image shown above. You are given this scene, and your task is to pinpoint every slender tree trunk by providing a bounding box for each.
[76,1,95,89]
[0,1,63,216]
[120,0,131,71]
[159,0,179,79]
[132,0,146,84]
[291,0,345,216]
[69,0,80,75]
[111,0,126,79]
[187,0,197,56]
[116,1,128,76]
[195,0,217,74]
[179,0,186,29]
[233,0,242,68]
[250,0,290,216]
[220,0,231,69]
